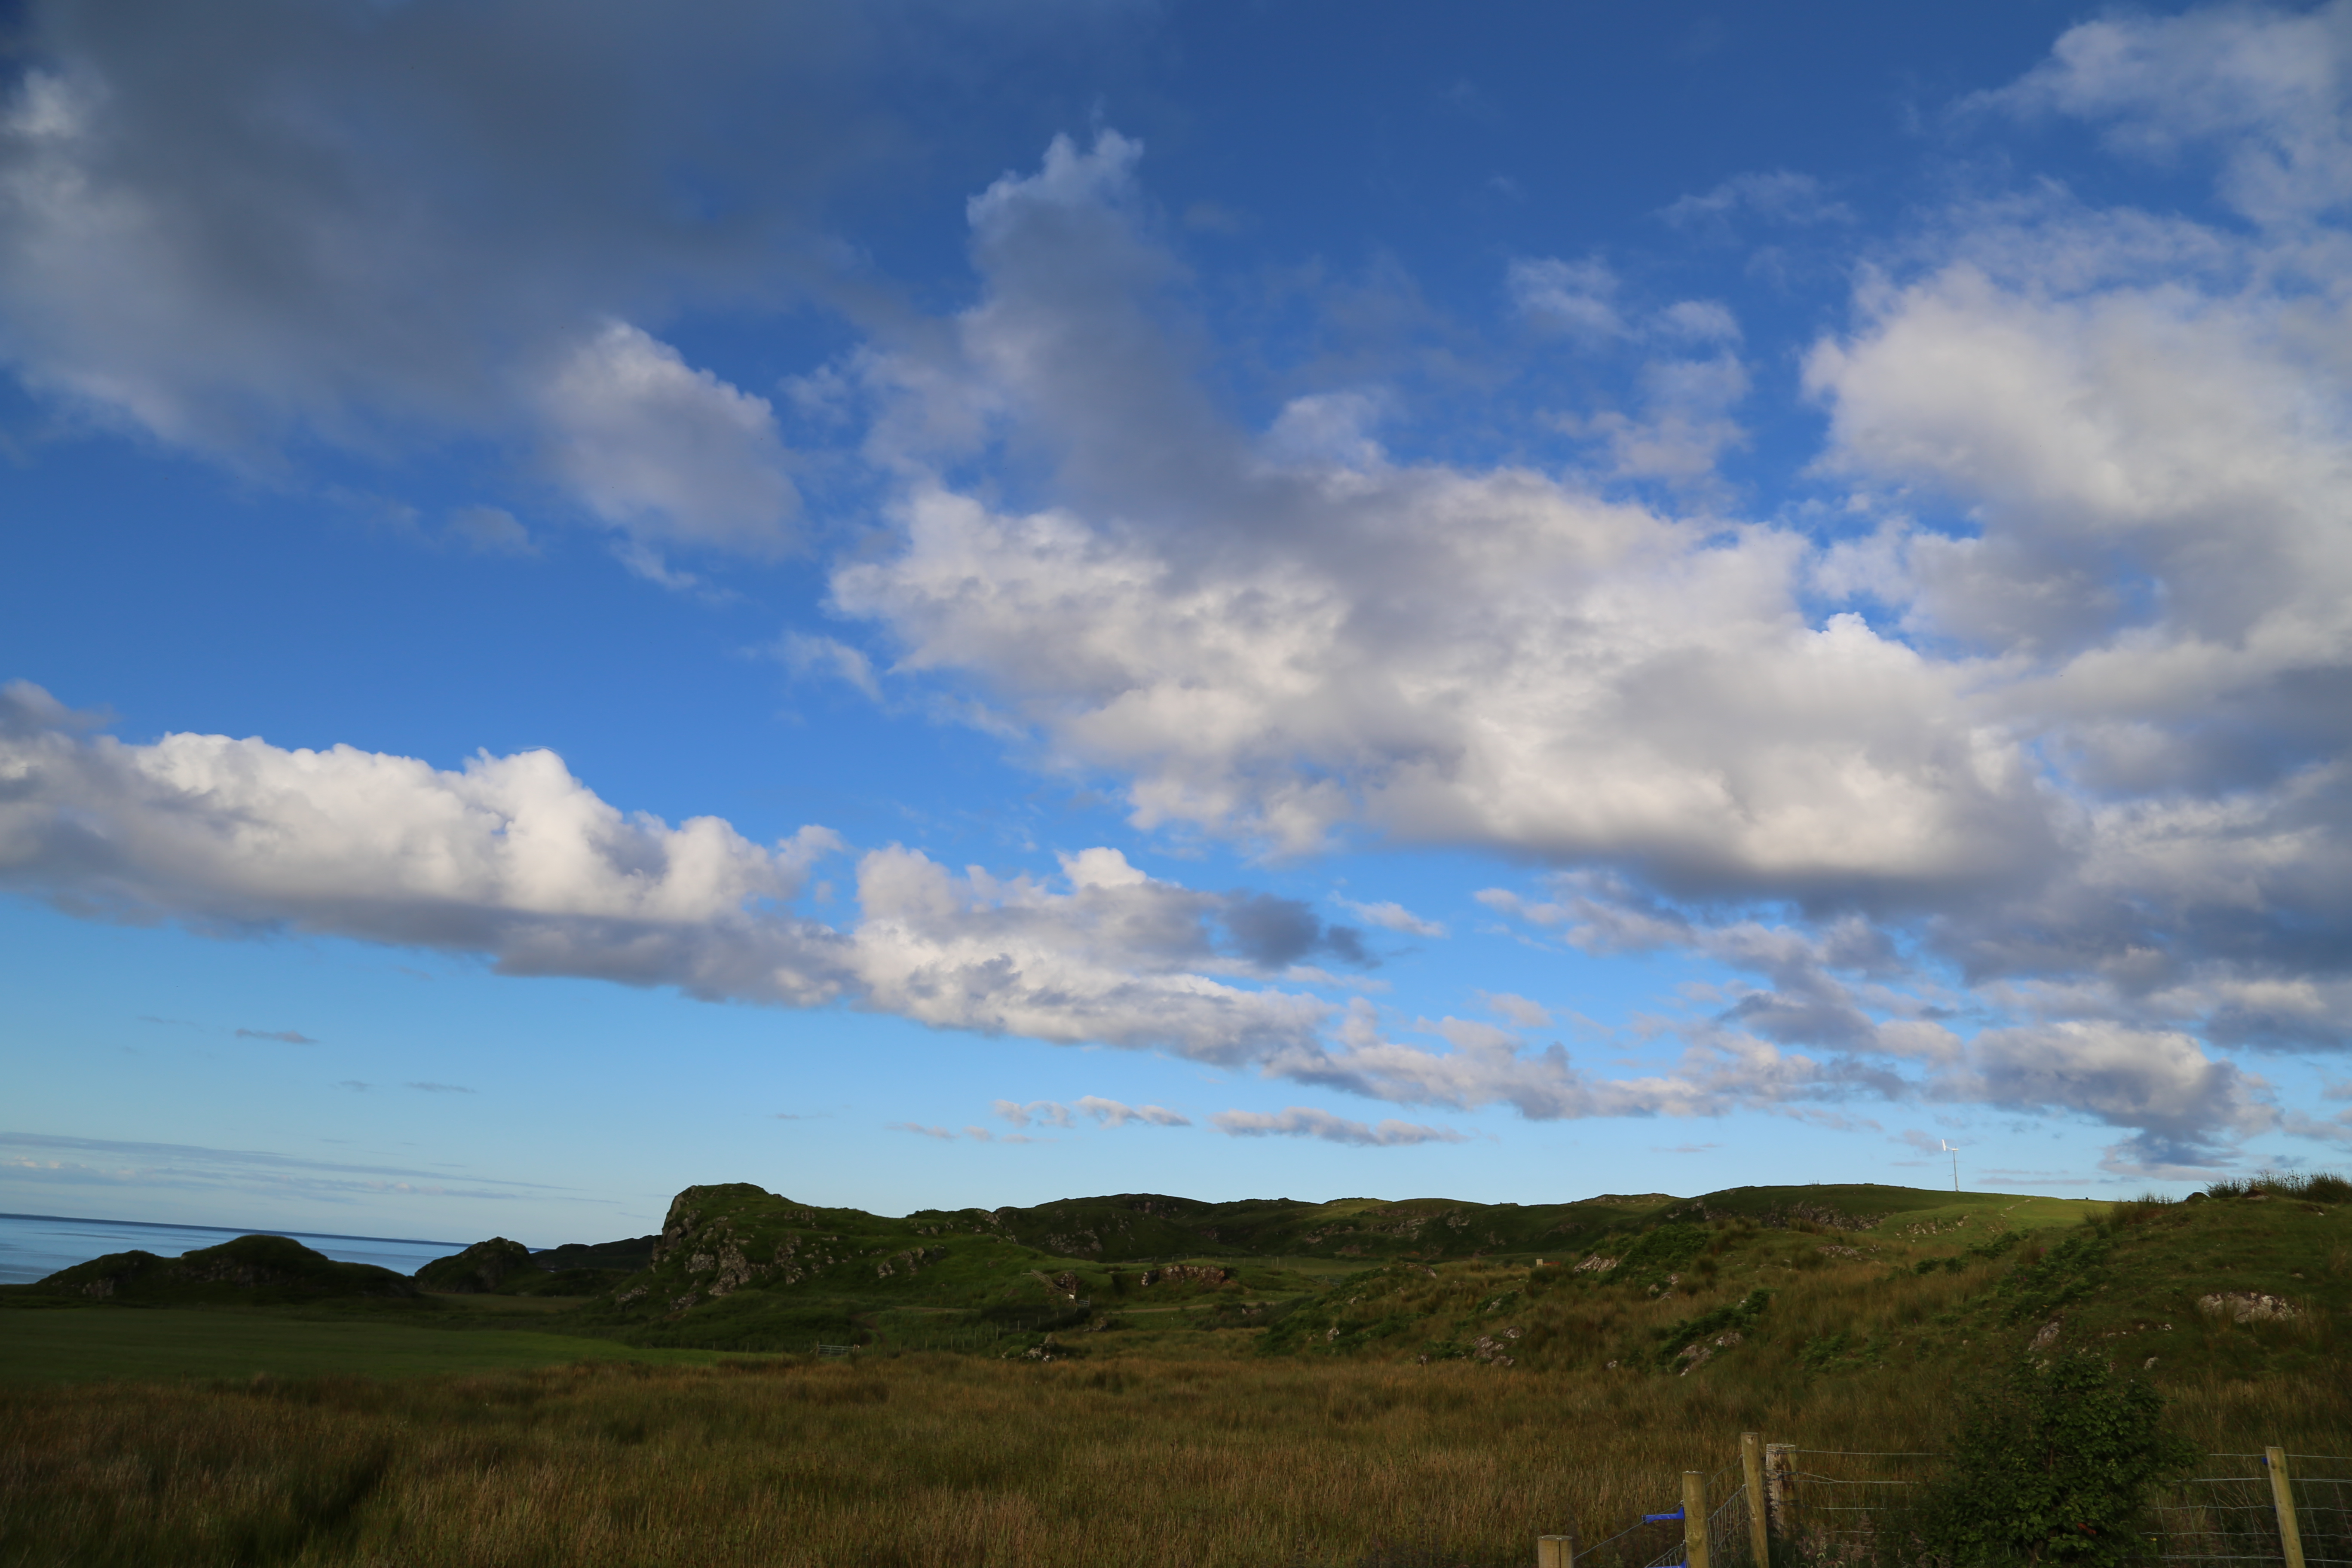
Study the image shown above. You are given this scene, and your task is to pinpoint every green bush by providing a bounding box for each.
[1920,1350,2196,1568]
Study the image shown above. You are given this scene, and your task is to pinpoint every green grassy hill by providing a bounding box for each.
[414,1237,544,1293]
[9,1176,2343,1400]
[24,1234,421,1306]
[492,1174,2349,1388]
[545,1182,1698,1349]
[1253,1180,2349,1396]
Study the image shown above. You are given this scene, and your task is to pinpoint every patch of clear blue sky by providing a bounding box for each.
[2,897,2175,1245]
[1,1,2304,1244]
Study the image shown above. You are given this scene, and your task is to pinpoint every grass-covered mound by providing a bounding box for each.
[28,1234,420,1305]
[413,1238,545,1294]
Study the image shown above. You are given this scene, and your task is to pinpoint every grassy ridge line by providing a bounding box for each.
[558,1182,2112,1351]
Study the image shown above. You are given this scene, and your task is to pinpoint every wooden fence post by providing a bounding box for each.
[1537,1531,1579,1568]
[2267,1448,2307,1568]
[1764,1444,1797,1546]
[1742,1434,1772,1568]
[1684,1471,1711,1568]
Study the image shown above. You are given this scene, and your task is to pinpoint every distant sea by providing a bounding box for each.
[0,1211,465,1286]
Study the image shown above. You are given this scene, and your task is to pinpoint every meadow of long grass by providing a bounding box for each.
[2,1349,2340,1568]
[7,1193,2343,1567]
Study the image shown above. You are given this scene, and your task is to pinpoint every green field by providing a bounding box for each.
[2,1180,2346,1566]
[0,1306,764,1384]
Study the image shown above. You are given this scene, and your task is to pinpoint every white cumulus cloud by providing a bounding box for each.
[536,322,798,557]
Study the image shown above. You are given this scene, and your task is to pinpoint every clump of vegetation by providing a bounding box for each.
[1919,1350,2198,1568]
[1995,1231,2112,1323]
[1607,1222,1712,1292]
[2205,1172,2352,1205]
[1652,1289,1770,1370]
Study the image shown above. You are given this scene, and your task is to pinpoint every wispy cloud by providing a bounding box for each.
[1478,991,1553,1029]
[994,1096,1189,1129]
[1210,1107,1469,1147]
[1334,898,1448,939]
[0,1130,587,1205]
[890,1119,1048,1145]
[236,1028,320,1044]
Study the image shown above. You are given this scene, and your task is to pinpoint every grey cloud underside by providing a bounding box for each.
[0,0,1118,557]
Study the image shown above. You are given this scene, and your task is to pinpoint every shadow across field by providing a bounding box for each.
[0,1307,763,1384]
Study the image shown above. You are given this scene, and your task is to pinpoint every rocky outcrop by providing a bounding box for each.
[1140,1264,1233,1287]
[2198,1292,2299,1323]
[623,1184,969,1314]
[1676,1329,1742,1374]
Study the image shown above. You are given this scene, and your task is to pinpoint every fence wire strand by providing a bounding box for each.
[1569,1448,2351,1568]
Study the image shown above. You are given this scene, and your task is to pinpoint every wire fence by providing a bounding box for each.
[1702,1471,1754,1568]
[1556,1447,2348,1568]
[2147,1456,2352,1568]
[1782,1450,1943,1568]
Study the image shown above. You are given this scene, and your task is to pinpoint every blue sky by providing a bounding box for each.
[5,0,2350,1246]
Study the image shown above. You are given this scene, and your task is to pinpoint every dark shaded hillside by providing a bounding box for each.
[27,1234,419,1305]
[978,1190,1681,1262]
[415,1238,544,1294]
[533,1235,656,1273]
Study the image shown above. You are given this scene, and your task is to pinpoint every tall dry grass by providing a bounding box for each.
[4,1350,2336,1568]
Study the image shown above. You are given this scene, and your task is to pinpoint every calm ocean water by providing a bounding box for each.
[0,1211,466,1285]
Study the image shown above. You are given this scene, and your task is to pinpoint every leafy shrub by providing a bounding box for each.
[1919,1350,2197,1568]
[2203,1172,2349,1203]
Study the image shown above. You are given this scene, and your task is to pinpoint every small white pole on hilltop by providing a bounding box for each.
[1942,1140,1959,1194]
